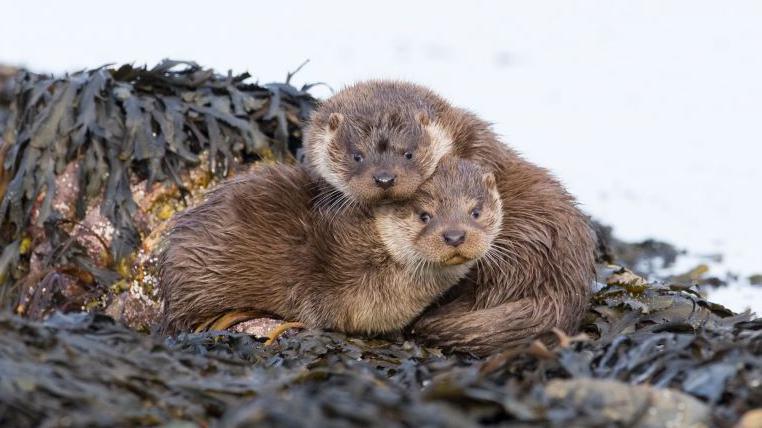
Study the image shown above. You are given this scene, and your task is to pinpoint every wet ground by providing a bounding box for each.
[1,268,759,428]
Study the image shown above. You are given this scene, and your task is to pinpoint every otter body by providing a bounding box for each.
[159,159,502,335]
[304,80,596,355]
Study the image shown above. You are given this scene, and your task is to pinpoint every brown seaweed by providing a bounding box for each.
[0,270,758,427]
[0,60,317,308]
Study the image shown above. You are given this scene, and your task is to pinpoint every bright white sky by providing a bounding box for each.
[2,1,761,286]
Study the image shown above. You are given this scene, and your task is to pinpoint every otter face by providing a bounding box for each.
[375,158,503,268]
[306,109,452,204]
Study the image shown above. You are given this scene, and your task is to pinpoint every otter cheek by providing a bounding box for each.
[475,235,496,262]
[449,229,489,263]
[471,238,490,261]
[347,174,381,203]
[389,173,422,201]
[418,234,444,264]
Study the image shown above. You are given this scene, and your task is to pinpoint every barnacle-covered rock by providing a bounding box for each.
[0,60,317,324]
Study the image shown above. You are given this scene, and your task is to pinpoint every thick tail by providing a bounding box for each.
[410,295,583,357]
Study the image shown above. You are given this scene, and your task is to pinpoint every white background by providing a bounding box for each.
[2,1,760,311]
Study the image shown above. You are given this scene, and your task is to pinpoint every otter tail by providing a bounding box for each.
[410,295,585,357]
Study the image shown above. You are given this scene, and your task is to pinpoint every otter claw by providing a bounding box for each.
[194,311,264,333]
[264,322,306,346]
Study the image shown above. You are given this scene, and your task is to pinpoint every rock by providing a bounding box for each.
[749,274,762,286]
[544,378,711,428]
[103,288,160,332]
[736,409,762,428]
[230,317,284,338]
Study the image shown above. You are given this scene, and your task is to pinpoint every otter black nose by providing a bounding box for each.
[373,172,396,190]
[443,230,466,247]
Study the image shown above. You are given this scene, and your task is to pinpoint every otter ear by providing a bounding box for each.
[415,111,431,127]
[482,172,496,189]
[327,112,344,132]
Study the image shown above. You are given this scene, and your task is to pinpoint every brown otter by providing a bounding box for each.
[158,157,502,336]
[303,80,596,356]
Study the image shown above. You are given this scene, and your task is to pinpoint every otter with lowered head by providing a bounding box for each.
[158,157,502,336]
[304,80,596,356]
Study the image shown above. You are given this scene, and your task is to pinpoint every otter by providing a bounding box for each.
[158,157,502,336]
[303,80,596,356]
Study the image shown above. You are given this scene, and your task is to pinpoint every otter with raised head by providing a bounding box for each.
[158,157,502,336]
[303,80,596,356]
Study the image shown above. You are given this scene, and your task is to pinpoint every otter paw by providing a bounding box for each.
[195,311,264,333]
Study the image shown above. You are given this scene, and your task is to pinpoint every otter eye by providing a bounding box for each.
[353,153,364,163]
[419,212,432,224]
[404,151,413,160]
[471,208,481,219]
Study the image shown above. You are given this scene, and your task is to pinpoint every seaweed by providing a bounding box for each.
[0,60,317,307]
[0,270,758,427]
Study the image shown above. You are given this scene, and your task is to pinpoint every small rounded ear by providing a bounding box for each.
[415,111,431,127]
[327,112,344,131]
[482,172,496,189]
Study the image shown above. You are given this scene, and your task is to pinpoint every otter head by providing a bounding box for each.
[305,107,452,204]
[375,157,502,270]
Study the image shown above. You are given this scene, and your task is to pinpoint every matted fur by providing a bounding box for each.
[303,80,597,356]
[158,160,501,336]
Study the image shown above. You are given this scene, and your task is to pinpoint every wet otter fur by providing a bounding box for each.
[303,80,596,356]
[158,157,502,336]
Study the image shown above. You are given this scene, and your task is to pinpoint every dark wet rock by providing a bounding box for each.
[593,220,683,276]
[0,65,18,138]
[544,378,710,428]
[670,263,735,289]
[103,289,160,333]
[749,274,762,286]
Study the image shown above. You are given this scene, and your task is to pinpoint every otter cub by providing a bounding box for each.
[158,157,502,335]
[303,80,596,356]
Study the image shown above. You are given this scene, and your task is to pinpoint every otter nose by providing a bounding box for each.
[373,172,396,190]
[443,229,466,247]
